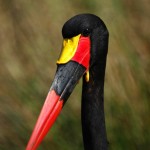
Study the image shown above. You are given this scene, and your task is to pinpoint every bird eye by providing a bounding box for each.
[82,28,91,36]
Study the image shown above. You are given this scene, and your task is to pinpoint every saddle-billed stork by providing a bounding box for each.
[26,14,109,150]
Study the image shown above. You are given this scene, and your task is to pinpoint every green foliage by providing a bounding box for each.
[0,0,149,149]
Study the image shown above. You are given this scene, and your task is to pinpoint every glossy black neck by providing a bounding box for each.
[81,25,108,150]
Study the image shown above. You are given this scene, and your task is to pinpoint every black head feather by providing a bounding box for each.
[62,14,107,38]
[62,14,109,70]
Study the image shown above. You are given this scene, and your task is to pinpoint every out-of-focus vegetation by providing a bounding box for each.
[0,0,149,150]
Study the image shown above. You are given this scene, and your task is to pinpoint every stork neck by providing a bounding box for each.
[81,60,108,150]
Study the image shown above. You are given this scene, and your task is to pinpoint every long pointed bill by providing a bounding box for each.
[26,35,90,150]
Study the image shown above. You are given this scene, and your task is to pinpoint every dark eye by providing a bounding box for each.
[82,28,91,36]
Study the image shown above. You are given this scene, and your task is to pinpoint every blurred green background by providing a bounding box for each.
[0,0,149,150]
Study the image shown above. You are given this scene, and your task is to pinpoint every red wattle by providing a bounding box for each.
[71,36,90,69]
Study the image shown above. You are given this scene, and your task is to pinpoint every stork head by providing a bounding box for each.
[26,14,108,150]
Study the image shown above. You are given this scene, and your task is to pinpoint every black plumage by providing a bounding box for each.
[62,14,109,150]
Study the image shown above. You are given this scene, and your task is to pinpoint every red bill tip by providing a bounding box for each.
[26,90,63,150]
